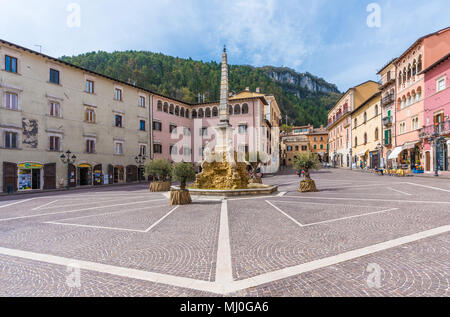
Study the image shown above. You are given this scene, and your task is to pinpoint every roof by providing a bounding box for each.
[0,38,269,107]
[377,58,398,75]
[351,91,381,115]
[328,80,379,115]
[419,52,450,74]
[396,26,450,62]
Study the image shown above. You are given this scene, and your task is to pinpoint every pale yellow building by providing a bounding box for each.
[351,92,383,169]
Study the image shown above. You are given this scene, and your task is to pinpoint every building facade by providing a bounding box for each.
[327,81,380,168]
[351,92,382,169]
[420,53,450,172]
[0,40,280,193]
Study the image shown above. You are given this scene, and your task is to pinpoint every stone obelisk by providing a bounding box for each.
[215,46,234,154]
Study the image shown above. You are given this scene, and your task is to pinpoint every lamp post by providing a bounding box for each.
[60,150,77,190]
[349,148,353,170]
[135,154,147,182]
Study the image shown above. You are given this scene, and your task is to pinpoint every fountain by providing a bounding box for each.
[183,47,278,197]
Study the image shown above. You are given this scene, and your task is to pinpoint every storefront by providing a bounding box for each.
[77,163,92,186]
[93,164,103,185]
[18,162,43,191]
[369,151,379,169]
[113,165,125,184]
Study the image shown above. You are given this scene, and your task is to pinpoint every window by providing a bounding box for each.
[86,139,95,153]
[163,103,169,113]
[170,145,178,156]
[314,144,317,150]
[302,146,307,151]
[355,137,358,147]
[114,88,122,101]
[411,117,419,130]
[364,133,367,144]
[354,118,357,127]
[49,102,61,117]
[5,92,18,110]
[234,104,241,115]
[114,141,123,155]
[363,112,367,123]
[4,131,18,149]
[287,146,293,151]
[5,55,17,73]
[183,147,192,156]
[437,77,446,92]
[157,101,163,111]
[320,144,324,150]
[205,108,211,118]
[242,103,249,114]
[183,127,191,136]
[314,137,317,141]
[238,124,248,134]
[153,143,162,154]
[115,115,123,128]
[375,105,379,116]
[85,108,96,123]
[139,96,146,107]
[169,104,174,115]
[139,144,147,156]
[50,69,60,84]
[399,122,406,134]
[153,121,162,131]
[212,107,218,117]
[170,124,177,134]
[140,120,146,131]
[86,80,94,94]
[175,106,180,116]
[375,128,379,141]
[200,127,208,136]
[295,146,299,151]
[49,136,61,151]
[320,136,324,141]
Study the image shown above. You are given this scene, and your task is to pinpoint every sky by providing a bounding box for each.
[0,0,449,92]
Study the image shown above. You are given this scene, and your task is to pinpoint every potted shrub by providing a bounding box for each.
[170,162,196,205]
[293,152,320,193]
[245,151,268,184]
[144,159,172,192]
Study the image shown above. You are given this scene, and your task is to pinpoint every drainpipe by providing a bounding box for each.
[149,95,154,160]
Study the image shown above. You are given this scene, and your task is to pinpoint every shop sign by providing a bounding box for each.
[18,162,43,169]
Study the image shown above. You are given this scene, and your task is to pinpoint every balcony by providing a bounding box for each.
[327,109,350,129]
[382,116,393,127]
[381,94,395,107]
[419,120,450,139]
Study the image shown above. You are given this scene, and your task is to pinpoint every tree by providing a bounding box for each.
[172,162,196,190]
[144,159,172,181]
[293,152,320,192]
[145,159,172,192]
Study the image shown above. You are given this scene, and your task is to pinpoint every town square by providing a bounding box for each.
[0,0,449,303]
[0,169,449,297]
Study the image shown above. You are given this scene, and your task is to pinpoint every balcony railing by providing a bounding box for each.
[327,109,350,129]
[382,116,393,126]
[419,120,450,139]
[381,94,395,106]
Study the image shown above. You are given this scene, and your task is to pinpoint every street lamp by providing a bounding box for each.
[60,150,77,190]
[135,154,147,182]
[349,148,353,170]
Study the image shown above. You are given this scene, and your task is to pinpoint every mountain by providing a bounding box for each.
[60,51,341,127]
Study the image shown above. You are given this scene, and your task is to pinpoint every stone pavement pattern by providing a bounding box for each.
[0,169,448,296]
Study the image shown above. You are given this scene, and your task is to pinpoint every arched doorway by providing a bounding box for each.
[78,163,92,186]
[114,166,125,184]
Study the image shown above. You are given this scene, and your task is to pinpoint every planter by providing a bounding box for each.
[298,179,318,193]
[149,181,171,192]
[170,189,192,205]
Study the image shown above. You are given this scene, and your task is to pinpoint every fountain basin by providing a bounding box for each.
[171,184,278,197]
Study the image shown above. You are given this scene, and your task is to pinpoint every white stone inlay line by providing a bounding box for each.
[0,198,35,209]
[388,187,412,196]
[45,205,179,233]
[0,199,168,222]
[32,200,58,211]
[0,225,448,295]
[406,182,450,193]
[266,200,304,227]
[277,192,287,197]
[215,200,233,288]
[281,195,450,204]
[225,224,450,294]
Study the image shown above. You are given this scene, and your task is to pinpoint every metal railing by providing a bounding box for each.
[381,94,395,106]
[419,120,450,139]
[382,116,393,126]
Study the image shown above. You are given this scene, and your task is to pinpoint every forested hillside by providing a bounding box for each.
[61,51,342,126]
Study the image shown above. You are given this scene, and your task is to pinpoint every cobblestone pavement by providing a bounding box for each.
[0,169,448,296]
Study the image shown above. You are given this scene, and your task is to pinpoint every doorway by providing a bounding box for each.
[425,152,431,172]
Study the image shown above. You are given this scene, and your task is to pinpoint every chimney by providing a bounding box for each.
[245,87,250,92]
[256,87,261,93]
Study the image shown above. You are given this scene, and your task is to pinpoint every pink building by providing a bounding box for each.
[420,53,450,172]
[152,95,269,170]
[389,27,450,170]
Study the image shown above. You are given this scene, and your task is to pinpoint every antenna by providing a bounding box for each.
[34,45,42,53]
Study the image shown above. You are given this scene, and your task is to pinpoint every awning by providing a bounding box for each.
[388,147,403,160]
[402,141,419,150]
[357,150,368,157]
